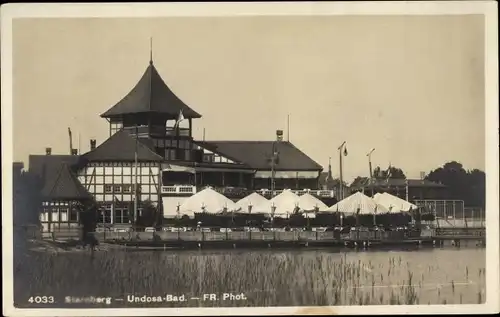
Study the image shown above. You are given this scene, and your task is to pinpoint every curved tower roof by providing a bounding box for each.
[101,61,202,119]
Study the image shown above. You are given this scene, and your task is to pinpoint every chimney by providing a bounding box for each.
[420,171,425,180]
[45,147,52,155]
[71,149,78,155]
[90,139,96,151]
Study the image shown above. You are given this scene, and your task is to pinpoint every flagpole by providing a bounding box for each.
[405,179,409,201]
[134,125,138,226]
[367,148,375,197]
[337,141,346,200]
[271,141,276,198]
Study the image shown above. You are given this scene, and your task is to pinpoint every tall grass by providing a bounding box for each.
[14,247,486,308]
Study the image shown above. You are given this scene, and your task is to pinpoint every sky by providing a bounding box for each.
[11,15,485,182]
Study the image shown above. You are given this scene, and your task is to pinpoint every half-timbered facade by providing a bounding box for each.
[28,56,329,225]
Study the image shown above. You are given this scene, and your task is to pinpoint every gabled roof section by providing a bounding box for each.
[101,62,202,119]
[41,163,92,201]
[81,130,164,162]
[196,141,323,171]
[29,155,80,179]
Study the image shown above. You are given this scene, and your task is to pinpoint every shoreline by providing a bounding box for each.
[26,238,486,254]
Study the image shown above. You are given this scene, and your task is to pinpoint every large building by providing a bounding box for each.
[27,57,333,229]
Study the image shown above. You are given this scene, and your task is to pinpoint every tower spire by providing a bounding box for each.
[149,37,153,64]
[328,156,332,178]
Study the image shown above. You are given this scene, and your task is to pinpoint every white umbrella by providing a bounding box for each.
[180,187,239,216]
[235,192,269,212]
[253,189,300,216]
[373,192,417,213]
[298,193,329,212]
[328,191,389,215]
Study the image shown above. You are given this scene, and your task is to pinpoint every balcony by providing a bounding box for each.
[161,185,197,195]
[123,126,191,137]
[258,189,335,198]
[160,185,335,198]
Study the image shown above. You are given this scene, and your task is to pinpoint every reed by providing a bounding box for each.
[14,249,485,307]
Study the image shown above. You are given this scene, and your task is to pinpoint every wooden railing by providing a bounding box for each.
[91,230,425,242]
[434,227,485,237]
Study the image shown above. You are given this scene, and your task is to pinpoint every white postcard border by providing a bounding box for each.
[1,1,498,316]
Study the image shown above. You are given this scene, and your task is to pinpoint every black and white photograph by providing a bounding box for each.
[2,2,499,316]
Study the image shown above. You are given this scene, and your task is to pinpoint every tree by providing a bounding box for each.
[136,200,159,228]
[351,176,368,186]
[425,161,485,208]
[373,166,406,179]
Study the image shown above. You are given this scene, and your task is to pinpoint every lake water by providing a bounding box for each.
[13,237,486,307]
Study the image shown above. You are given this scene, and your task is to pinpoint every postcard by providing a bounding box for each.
[1,1,498,316]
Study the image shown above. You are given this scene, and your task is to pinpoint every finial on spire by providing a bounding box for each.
[149,37,153,64]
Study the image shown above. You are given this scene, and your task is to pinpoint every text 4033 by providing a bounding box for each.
[28,296,55,304]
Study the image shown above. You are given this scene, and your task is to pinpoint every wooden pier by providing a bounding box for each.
[79,227,485,251]
[37,225,486,251]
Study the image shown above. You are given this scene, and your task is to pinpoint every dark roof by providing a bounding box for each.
[350,177,446,188]
[100,62,202,119]
[196,141,323,171]
[41,163,92,201]
[29,154,80,179]
[81,130,164,162]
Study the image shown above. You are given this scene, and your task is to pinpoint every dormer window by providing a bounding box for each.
[203,154,214,163]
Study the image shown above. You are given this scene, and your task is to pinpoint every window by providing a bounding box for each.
[168,149,176,160]
[203,154,214,163]
[123,185,131,193]
[113,208,130,224]
[50,208,60,222]
[113,185,122,193]
[69,208,78,222]
[99,206,112,224]
[104,185,112,193]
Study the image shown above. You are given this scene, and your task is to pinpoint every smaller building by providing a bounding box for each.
[349,177,447,201]
[39,162,94,234]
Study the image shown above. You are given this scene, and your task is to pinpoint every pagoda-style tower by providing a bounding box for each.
[100,58,202,162]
